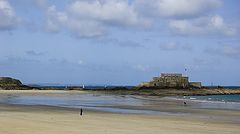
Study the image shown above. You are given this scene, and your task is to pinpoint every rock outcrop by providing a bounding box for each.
[0,77,22,86]
[0,77,32,90]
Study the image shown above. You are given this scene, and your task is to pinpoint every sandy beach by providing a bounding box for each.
[0,90,240,134]
[0,104,239,134]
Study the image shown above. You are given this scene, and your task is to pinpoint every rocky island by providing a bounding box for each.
[0,75,240,96]
[79,73,239,96]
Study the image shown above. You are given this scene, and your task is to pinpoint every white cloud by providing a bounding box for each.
[96,38,143,48]
[67,0,149,27]
[77,60,84,65]
[0,0,19,30]
[44,0,237,38]
[35,0,47,8]
[2,0,235,38]
[169,15,236,36]
[26,50,46,56]
[45,0,150,38]
[134,64,150,72]
[159,42,178,50]
[67,19,105,38]
[218,45,240,59]
[206,44,240,59]
[159,42,192,51]
[9,0,48,8]
[222,46,240,57]
[46,5,68,33]
[46,5,104,37]
[133,0,221,18]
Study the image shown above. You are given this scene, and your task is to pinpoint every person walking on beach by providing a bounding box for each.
[80,108,83,116]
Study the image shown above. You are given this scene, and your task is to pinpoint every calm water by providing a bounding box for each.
[0,92,240,114]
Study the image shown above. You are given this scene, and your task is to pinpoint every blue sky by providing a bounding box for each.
[0,0,240,86]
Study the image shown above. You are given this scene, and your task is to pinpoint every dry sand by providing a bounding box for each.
[0,103,239,134]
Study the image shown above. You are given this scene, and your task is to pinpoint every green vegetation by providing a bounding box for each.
[0,77,22,86]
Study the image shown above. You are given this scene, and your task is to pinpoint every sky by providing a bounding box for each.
[0,0,240,86]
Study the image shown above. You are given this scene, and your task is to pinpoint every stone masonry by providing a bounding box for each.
[139,73,201,88]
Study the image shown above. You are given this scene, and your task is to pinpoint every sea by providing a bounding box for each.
[179,94,240,102]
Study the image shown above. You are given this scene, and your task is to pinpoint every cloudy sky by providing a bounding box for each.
[0,0,239,86]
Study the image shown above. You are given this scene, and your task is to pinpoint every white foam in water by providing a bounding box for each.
[167,95,240,110]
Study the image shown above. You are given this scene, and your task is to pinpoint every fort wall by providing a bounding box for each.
[139,73,201,89]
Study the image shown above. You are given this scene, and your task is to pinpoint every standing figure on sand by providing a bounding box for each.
[80,108,83,116]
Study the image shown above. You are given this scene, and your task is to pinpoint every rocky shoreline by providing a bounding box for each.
[75,87,240,96]
[1,77,240,96]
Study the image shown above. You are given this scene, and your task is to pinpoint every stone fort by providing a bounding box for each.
[139,73,201,88]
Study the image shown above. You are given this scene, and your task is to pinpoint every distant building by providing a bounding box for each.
[139,73,201,88]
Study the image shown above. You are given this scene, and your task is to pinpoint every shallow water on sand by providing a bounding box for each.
[0,93,164,114]
[0,92,240,114]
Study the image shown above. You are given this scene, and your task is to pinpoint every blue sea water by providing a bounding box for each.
[182,94,240,102]
[28,84,135,89]
[172,94,240,110]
